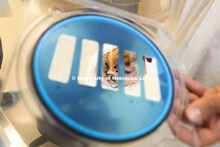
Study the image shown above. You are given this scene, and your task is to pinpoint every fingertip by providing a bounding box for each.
[184,75,205,97]
[194,81,206,97]
[187,95,220,123]
[185,106,203,126]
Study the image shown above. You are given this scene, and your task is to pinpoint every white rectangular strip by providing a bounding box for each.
[124,51,141,97]
[48,34,76,83]
[78,39,99,87]
[102,43,118,91]
[143,57,161,102]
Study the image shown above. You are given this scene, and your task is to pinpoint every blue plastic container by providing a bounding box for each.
[33,15,173,141]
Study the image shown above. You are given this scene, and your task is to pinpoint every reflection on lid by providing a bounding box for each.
[143,56,161,102]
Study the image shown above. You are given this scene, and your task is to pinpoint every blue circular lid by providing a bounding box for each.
[33,15,173,141]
